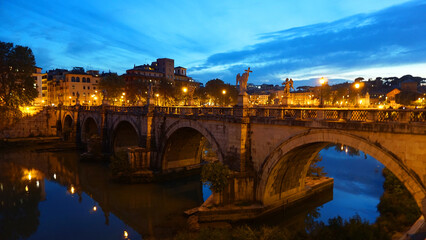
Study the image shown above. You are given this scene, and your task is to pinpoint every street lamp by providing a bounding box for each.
[69,96,72,106]
[222,89,226,106]
[353,81,363,107]
[319,77,328,107]
[182,87,188,105]
[155,93,159,106]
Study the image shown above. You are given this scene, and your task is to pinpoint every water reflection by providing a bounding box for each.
[0,146,205,239]
[0,143,392,239]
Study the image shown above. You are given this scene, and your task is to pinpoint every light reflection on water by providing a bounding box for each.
[0,144,386,239]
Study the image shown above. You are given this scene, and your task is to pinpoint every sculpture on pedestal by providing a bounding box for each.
[282,78,294,94]
[236,67,252,95]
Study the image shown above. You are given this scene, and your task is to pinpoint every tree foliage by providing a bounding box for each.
[201,161,230,193]
[0,41,38,107]
[98,73,125,102]
[200,79,238,106]
[376,168,421,234]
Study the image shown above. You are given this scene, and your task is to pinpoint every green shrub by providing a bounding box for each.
[201,161,230,193]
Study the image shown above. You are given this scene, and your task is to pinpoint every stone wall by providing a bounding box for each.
[0,108,57,139]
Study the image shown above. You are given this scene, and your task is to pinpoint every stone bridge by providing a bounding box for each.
[55,104,426,217]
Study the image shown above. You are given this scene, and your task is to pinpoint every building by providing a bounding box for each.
[123,58,196,88]
[386,88,401,102]
[249,94,269,105]
[401,80,418,92]
[32,67,47,105]
[46,67,100,106]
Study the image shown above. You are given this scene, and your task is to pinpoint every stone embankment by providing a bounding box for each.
[0,108,57,139]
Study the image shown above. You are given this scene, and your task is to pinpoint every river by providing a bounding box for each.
[0,143,387,239]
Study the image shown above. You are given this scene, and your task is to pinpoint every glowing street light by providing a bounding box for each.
[124,230,129,239]
[182,87,188,105]
[222,89,227,106]
[319,77,328,107]
[354,83,360,89]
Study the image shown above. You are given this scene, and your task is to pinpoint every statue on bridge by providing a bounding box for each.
[282,78,294,94]
[236,67,252,95]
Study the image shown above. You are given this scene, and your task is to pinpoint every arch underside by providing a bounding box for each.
[163,127,218,170]
[113,121,140,153]
[259,130,426,210]
[81,117,99,143]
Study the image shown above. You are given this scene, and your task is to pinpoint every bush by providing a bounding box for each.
[201,161,230,193]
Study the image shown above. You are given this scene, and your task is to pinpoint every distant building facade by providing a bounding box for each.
[123,58,197,88]
[46,67,100,106]
[32,67,47,104]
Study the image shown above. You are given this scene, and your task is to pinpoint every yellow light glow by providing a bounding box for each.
[222,90,226,95]
[124,230,128,238]
[354,83,360,89]
[36,181,40,187]
[53,173,56,179]
[93,206,97,211]
[25,185,29,192]
[28,173,32,181]
[319,77,327,85]
[378,105,384,109]
[42,100,45,103]
[70,186,75,194]
[182,87,188,93]
[122,92,125,96]
[69,96,72,99]
[155,93,159,97]
[94,97,98,100]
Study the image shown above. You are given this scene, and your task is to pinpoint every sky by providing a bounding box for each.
[1,0,426,85]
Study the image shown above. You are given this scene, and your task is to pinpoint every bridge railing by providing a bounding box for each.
[64,105,426,124]
[155,106,235,117]
[248,108,426,123]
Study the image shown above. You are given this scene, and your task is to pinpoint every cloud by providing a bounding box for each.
[191,0,426,83]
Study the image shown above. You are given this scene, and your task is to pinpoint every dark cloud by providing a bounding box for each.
[191,0,426,83]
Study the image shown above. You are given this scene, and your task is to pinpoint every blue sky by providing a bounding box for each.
[1,0,426,84]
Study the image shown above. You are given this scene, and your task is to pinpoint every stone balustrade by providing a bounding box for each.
[62,105,426,124]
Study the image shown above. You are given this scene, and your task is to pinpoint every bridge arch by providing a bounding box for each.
[81,116,100,144]
[257,129,426,210]
[111,120,140,153]
[62,114,74,141]
[160,120,224,170]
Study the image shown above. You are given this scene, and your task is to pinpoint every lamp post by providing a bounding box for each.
[319,77,327,107]
[353,82,362,107]
[182,87,188,105]
[68,96,72,106]
[222,89,226,107]
[155,93,159,106]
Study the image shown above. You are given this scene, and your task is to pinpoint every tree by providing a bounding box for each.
[201,161,230,193]
[0,41,38,107]
[204,79,238,106]
[98,73,125,104]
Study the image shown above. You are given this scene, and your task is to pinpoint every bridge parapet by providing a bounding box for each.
[248,108,426,123]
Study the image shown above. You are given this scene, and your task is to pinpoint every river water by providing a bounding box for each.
[0,143,386,239]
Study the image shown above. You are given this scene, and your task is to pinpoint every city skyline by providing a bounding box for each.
[1,0,426,84]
